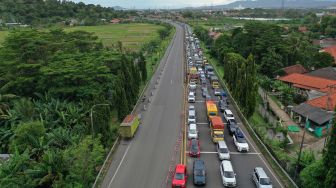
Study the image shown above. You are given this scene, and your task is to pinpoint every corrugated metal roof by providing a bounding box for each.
[292,103,334,125]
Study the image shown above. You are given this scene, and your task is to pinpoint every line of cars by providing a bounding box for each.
[172,27,273,188]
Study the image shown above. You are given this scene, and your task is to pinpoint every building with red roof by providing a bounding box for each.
[306,93,336,111]
[321,46,336,64]
[110,18,121,24]
[281,64,308,75]
[278,73,336,93]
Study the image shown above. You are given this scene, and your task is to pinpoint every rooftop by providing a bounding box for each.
[281,64,308,75]
[306,93,336,111]
[292,103,334,125]
[306,66,336,80]
[321,46,336,60]
[278,73,336,92]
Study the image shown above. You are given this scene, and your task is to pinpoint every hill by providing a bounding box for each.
[198,0,336,9]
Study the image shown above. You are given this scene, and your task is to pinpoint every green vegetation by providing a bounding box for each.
[0,21,174,187]
[0,0,136,26]
[65,24,164,50]
[0,31,8,44]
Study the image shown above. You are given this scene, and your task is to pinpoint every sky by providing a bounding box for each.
[72,0,235,9]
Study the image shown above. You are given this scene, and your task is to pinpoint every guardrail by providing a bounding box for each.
[211,62,298,188]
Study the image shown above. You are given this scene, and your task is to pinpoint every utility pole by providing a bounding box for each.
[294,116,308,181]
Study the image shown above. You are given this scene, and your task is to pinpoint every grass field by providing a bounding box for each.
[0,31,9,44]
[0,23,164,50]
[65,23,164,50]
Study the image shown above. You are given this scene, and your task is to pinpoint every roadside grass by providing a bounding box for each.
[0,30,9,45]
[65,23,164,50]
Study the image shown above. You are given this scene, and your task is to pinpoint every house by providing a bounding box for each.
[298,26,308,33]
[321,46,336,63]
[278,73,336,93]
[208,31,222,40]
[291,103,333,137]
[306,66,336,80]
[110,18,121,24]
[281,64,308,76]
[306,93,336,111]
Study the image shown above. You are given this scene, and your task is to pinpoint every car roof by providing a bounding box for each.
[221,160,233,171]
[217,140,228,148]
[176,164,186,173]
[189,110,195,115]
[189,124,197,129]
[255,167,269,178]
[194,159,205,169]
[224,109,233,114]
[235,128,244,137]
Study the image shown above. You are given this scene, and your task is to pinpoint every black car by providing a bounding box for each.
[218,99,229,112]
[193,159,206,185]
[227,119,238,136]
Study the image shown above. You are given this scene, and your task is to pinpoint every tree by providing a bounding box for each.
[300,160,325,188]
[260,47,283,77]
[323,117,336,188]
[138,53,147,81]
[313,52,334,69]
[9,121,46,154]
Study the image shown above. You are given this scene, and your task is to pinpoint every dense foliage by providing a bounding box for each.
[304,13,336,38]
[0,23,174,186]
[300,118,336,187]
[211,21,334,78]
[0,0,136,26]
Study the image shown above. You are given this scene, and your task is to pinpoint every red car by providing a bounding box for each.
[172,164,188,188]
[189,139,200,157]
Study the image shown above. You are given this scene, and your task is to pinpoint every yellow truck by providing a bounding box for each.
[119,114,140,138]
[209,116,225,143]
[210,76,219,89]
[206,100,218,119]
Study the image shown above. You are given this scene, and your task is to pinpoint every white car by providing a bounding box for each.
[188,92,195,103]
[188,124,198,139]
[233,128,249,152]
[217,141,230,160]
[224,109,235,122]
[220,160,237,187]
[188,109,196,124]
[189,104,195,111]
[189,81,197,90]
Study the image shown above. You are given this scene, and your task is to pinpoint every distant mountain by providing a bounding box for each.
[112,6,125,10]
[198,0,336,9]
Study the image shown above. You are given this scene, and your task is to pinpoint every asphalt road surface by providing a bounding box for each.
[184,25,284,188]
[101,22,185,188]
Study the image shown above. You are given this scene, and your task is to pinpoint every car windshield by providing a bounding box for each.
[194,170,205,176]
[214,133,224,138]
[189,115,195,119]
[219,148,229,153]
[224,171,235,178]
[237,136,246,143]
[189,94,194,98]
[260,178,271,185]
[191,141,198,151]
[174,173,184,180]
[229,119,237,124]
[189,129,197,134]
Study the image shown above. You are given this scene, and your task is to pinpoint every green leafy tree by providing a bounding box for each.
[300,160,325,188]
[323,118,336,188]
[9,121,46,154]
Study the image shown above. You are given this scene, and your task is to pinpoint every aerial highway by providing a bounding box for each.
[101,21,284,188]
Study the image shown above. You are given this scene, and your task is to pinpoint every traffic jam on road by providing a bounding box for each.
[171,26,274,188]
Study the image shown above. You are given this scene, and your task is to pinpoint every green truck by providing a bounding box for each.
[119,114,140,138]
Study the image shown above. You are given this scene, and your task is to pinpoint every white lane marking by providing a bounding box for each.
[108,143,131,188]
[171,79,173,85]
[196,123,208,125]
[195,100,219,103]
[185,151,260,155]
[195,101,205,103]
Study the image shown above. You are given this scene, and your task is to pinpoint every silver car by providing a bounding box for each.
[252,167,273,188]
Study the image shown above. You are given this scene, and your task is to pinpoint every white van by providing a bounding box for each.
[188,124,198,139]
[217,141,230,160]
[220,160,237,187]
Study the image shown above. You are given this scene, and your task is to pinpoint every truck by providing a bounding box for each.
[119,114,140,138]
[189,66,199,80]
[210,76,219,89]
[209,116,225,143]
[206,100,218,120]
